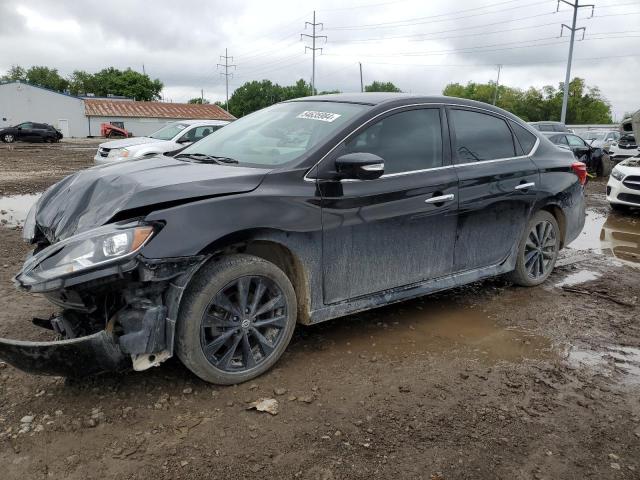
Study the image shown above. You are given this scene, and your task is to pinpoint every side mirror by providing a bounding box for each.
[335,152,384,180]
[176,136,193,144]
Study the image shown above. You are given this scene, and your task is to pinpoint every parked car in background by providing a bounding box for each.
[608,157,640,211]
[1,94,586,385]
[0,122,63,143]
[543,132,608,176]
[529,121,571,133]
[94,120,230,165]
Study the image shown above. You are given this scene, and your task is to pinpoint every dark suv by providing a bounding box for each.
[0,122,63,143]
[0,94,586,384]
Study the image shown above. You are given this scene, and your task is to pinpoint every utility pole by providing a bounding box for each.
[301,11,327,95]
[558,0,594,123]
[359,62,364,92]
[217,48,236,107]
[201,89,204,103]
[493,64,502,105]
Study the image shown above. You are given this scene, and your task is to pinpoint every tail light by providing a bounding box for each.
[571,162,587,186]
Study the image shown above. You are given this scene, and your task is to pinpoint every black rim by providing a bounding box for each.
[200,275,287,373]
[524,220,557,279]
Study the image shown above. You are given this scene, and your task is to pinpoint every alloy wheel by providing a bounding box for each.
[200,275,288,373]
[524,220,557,279]
[3,134,14,143]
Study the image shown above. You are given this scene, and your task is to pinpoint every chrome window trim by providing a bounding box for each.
[303,102,541,183]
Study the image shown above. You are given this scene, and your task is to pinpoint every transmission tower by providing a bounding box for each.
[301,11,327,95]
[217,48,236,107]
[557,0,594,123]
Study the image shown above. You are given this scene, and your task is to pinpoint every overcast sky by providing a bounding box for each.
[1,0,638,120]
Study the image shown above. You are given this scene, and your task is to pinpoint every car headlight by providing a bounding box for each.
[18,223,155,286]
[107,148,130,159]
[611,168,625,181]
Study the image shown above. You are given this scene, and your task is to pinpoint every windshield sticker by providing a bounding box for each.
[297,111,342,122]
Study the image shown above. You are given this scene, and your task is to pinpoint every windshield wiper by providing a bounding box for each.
[174,153,239,164]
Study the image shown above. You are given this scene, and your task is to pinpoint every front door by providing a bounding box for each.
[319,107,459,304]
[447,108,539,272]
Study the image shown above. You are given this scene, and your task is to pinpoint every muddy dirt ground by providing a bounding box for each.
[1,143,640,479]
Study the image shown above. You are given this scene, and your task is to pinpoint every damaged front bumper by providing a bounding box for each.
[1,250,207,378]
[0,329,129,377]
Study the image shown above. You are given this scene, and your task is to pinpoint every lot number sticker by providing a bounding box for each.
[297,111,342,122]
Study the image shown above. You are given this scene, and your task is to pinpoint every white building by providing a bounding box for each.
[0,81,234,138]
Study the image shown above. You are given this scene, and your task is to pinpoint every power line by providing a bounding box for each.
[217,48,236,107]
[326,0,549,30]
[301,11,327,94]
[558,0,595,123]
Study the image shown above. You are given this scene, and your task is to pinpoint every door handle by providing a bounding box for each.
[514,182,535,191]
[425,193,455,204]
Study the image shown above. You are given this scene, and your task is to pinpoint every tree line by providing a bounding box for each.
[443,77,612,124]
[1,65,163,101]
[2,64,612,123]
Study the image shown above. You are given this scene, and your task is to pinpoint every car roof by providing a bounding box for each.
[541,132,565,136]
[528,121,566,125]
[287,93,523,120]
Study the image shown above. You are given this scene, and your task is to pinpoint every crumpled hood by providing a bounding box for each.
[35,156,270,242]
[99,136,163,149]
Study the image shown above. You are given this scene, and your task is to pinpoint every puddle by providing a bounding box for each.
[0,194,40,227]
[563,344,640,384]
[568,209,640,264]
[555,270,602,287]
[304,301,553,364]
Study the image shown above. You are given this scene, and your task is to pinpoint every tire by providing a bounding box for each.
[2,133,15,143]
[506,210,560,287]
[176,254,297,385]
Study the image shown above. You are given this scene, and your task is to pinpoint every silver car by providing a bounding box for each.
[94,120,229,165]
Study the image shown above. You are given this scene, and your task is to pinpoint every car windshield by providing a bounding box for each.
[179,101,369,167]
[583,131,607,141]
[149,123,190,141]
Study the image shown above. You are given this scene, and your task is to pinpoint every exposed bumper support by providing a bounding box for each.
[0,330,129,377]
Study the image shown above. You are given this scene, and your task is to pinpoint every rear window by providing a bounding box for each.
[450,109,516,163]
[509,122,537,155]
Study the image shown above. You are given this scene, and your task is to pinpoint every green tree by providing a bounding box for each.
[91,67,163,101]
[68,70,99,95]
[188,97,210,104]
[442,77,611,124]
[24,66,69,92]
[365,81,402,93]
[1,65,27,82]
[227,78,312,117]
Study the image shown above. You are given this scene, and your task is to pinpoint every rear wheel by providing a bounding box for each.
[507,210,560,287]
[176,254,297,384]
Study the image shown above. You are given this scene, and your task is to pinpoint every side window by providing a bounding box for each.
[555,135,569,146]
[566,135,586,147]
[345,108,443,174]
[553,125,565,132]
[509,121,537,155]
[18,122,33,129]
[192,125,219,141]
[538,124,553,132]
[450,109,515,163]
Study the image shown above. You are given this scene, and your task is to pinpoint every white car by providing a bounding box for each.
[583,130,621,153]
[607,157,640,210]
[94,120,229,165]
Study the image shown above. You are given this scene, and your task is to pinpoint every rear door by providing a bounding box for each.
[320,106,459,304]
[447,107,539,272]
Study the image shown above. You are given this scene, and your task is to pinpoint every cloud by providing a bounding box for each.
[1,0,638,118]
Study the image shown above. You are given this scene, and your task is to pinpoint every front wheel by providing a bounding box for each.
[507,210,560,287]
[176,254,297,384]
[2,133,15,143]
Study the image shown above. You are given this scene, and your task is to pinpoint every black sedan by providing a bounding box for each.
[0,122,63,143]
[0,94,586,384]
[543,132,608,177]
